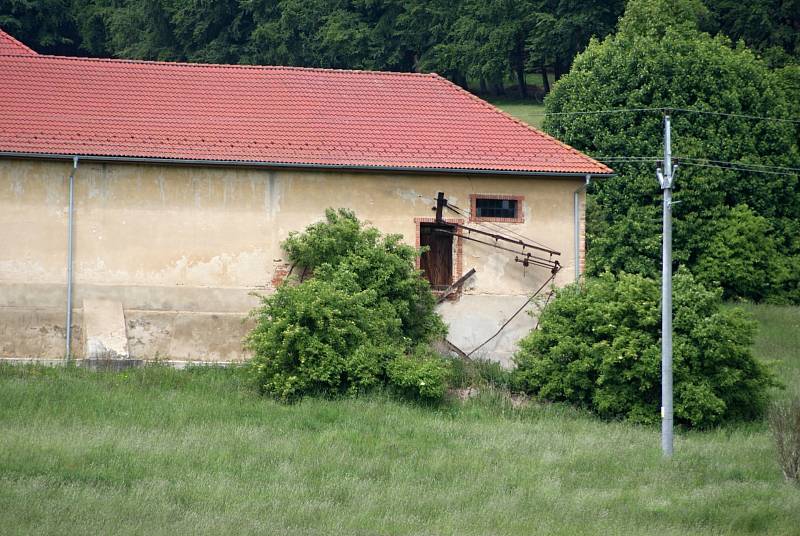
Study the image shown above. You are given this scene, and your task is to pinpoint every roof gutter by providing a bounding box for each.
[0,151,614,178]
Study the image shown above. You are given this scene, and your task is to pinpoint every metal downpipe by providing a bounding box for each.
[573,175,591,282]
[65,156,79,361]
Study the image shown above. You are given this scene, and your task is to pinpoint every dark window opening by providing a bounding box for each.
[475,198,518,219]
[419,223,453,290]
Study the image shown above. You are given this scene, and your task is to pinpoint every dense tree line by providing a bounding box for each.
[0,0,622,97]
[2,1,796,97]
[546,0,800,303]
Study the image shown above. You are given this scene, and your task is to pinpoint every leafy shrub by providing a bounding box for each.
[283,208,445,342]
[386,346,451,400]
[693,205,787,302]
[514,271,776,428]
[247,209,448,401]
[769,396,800,484]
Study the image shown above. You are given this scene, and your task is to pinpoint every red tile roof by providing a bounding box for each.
[0,29,37,55]
[0,30,611,175]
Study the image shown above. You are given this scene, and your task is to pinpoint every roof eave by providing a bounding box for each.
[0,151,614,177]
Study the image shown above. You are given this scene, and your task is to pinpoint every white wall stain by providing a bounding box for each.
[392,187,433,207]
[10,177,24,197]
[157,174,166,204]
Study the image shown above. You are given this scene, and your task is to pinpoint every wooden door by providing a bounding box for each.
[420,223,453,289]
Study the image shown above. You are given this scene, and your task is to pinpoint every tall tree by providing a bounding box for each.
[527,0,625,94]
[545,0,800,302]
[704,0,800,67]
[0,0,79,54]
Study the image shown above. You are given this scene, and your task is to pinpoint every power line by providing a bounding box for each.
[531,107,665,117]
[676,156,800,173]
[593,156,800,175]
[594,156,663,162]
[446,202,559,253]
[447,204,542,246]
[528,106,800,124]
[669,107,800,125]
[466,269,559,358]
[678,161,799,176]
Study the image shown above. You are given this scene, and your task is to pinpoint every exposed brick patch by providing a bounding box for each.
[469,194,525,223]
[270,261,292,288]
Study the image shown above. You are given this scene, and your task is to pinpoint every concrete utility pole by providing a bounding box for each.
[657,115,676,457]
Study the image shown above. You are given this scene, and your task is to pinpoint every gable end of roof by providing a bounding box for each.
[0,28,38,56]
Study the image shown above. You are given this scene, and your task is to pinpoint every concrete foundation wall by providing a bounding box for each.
[0,158,584,363]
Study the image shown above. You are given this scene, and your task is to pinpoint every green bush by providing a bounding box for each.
[514,271,777,428]
[283,208,445,342]
[692,205,788,302]
[247,209,448,401]
[386,346,452,400]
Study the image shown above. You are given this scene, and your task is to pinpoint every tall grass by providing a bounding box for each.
[740,303,800,399]
[1,304,798,535]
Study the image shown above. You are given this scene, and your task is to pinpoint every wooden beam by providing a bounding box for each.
[436,267,476,304]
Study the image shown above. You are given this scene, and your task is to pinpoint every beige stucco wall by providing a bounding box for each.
[0,158,585,364]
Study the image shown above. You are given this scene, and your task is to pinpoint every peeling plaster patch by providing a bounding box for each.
[75,247,271,288]
[483,252,508,282]
[393,187,428,206]
[127,313,175,358]
[128,250,269,287]
[0,259,49,282]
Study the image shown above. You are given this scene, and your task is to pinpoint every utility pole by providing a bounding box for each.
[435,191,446,224]
[657,115,676,457]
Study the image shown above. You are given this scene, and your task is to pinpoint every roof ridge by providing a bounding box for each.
[427,73,612,174]
[3,52,437,77]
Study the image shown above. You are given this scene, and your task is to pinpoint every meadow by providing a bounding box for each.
[1,304,798,535]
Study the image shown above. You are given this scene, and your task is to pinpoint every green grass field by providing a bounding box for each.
[487,98,546,129]
[1,305,798,535]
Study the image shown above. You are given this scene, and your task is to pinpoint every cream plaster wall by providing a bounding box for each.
[0,158,585,362]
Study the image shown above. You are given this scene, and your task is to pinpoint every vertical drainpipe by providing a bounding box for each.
[65,156,79,361]
[574,175,591,282]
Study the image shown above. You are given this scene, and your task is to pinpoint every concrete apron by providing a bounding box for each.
[83,299,129,359]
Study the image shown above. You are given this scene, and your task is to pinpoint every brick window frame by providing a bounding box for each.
[469,194,525,223]
[414,217,464,287]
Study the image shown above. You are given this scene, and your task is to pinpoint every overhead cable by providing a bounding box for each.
[529,107,800,124]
